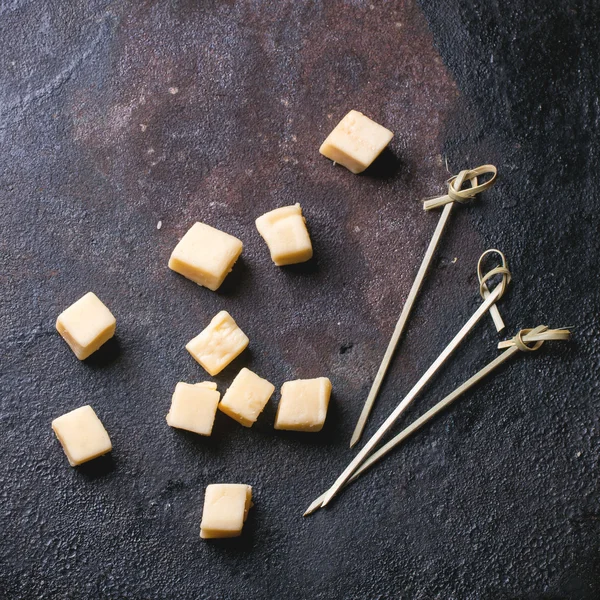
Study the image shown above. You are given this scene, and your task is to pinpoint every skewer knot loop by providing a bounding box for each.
[498,327,571,351]
[513,328,546,352]
[424,164,497,211]
[477,249,511,302]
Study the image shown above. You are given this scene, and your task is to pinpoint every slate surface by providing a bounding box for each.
[1,1,599,598]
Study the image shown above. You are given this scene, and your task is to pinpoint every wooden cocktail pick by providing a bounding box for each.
[304,326,570,515]
[307,249,510,513]
[350,165,498,447]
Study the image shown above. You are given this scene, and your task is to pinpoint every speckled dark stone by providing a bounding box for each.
[1,1,598,598]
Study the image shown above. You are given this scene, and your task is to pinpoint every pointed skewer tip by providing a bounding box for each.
[303,498,324,517]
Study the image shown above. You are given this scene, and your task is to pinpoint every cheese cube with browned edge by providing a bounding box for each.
[255,204,313,266]
[55,292,116,360]
[186,311,249,376]
[51,405,112,467]
[319,110,394,174]
[219,368,275,427]
[166,382,220,436]
[200,484,253,539]
[274,377,332,432]
[168,222,243,291]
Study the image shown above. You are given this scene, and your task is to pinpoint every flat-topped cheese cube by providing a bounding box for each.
[166,382,220,436]
[186,311,249,376]
[219,368,275,427]
[168,222,243,291]
[274,377,332,432]
[319,110,394,174]
[51,405,112,466]
[56,292,116,360]
[255,204,313,266]
[200,484,253,539]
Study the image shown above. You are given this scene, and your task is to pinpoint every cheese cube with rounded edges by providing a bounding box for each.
[219,368,275,427]
[186,311,249,376]
[166,382,220,436]
[56,292,116,360]
[51,405,112,466]
[168,222,243,291]
[255,204,313,266]
[200,484,253,539]
[319,110,394,174]
[274,377,332,432]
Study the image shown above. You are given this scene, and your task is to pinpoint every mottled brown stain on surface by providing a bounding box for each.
[65,0,466,397]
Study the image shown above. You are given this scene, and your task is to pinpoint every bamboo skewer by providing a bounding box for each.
[304,326,571,515]
[349,201,453,448]
[310,250,511,512]
[350,165,499,448]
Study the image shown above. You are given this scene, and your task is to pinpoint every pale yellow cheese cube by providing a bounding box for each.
[319,110,394,174]
[55,292,116,360]
[219,368,275,427]
[166,382,220,436]
[186,311,249,376]
[168,222,243,291]
[274,377,332,432]
[200,484,253,539]
[51,405,112,466]
[255,204,313,266]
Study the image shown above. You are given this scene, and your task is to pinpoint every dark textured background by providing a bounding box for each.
[1,1,599,598]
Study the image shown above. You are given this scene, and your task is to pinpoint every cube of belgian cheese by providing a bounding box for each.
[200,484,253,539]
[186,311,249,376]
[219,368,275,427]
[168,222,243,291]
[255,204,313,266]
[319,110,393,174]
[55,292,116,360]
[274,377,332,432]
[51,405,112,466]
[166,382,220,436]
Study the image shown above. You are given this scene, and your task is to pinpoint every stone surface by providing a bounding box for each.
[0,0,598,598]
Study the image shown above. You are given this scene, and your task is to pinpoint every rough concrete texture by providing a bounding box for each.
[1,0,598,598]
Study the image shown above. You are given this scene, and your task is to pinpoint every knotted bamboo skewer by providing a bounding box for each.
[304,326,570,515]
[350,165,498,447]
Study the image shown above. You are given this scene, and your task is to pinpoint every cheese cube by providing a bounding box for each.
[200,484,253,539]
[255,204,313,266]
[186,311,249,376]
[219,368,275,427]
[274,377,332,432]
[55,292,116,360]
[168,222,243,291]
[51,405,112,466]
[319,110,394,174]
[166,382,220,436]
